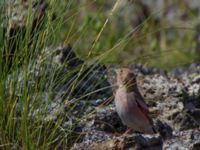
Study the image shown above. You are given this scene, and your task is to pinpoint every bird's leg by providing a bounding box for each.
[115,128,136,137]
[116,128,132,149]
[117,128,136,149]
[122,128,134,137]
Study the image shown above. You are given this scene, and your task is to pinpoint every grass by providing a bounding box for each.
[0,0,199,149]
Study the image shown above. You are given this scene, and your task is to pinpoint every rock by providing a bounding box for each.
[54,44,84,68]
[135,134,162,150]
[87,106,126,133]
[192,142,200,150]
[155,120,173,140]
[163,129,200,150]
[174,109,200,131]
[72,131,163,150]
[72,129,113,150]
[191,75,200,84]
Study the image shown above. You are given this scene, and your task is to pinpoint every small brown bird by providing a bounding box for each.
[115,67,156,134]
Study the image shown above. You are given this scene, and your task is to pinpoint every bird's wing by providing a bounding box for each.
[128,92,149,115]
[128,92,155,133]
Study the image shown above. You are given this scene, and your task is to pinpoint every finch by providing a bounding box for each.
[115,67,156,134]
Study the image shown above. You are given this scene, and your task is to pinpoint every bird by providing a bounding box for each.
[114,67,156,134]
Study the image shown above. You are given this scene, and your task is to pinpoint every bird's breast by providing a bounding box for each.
[115,88,131,121]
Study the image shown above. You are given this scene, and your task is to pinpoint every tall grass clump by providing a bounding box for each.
[0,0,122,149]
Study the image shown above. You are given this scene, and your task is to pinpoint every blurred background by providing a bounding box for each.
[1,0,200,69]
[73,0,200,69]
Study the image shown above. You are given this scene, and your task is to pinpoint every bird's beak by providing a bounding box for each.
[115,69,120,75]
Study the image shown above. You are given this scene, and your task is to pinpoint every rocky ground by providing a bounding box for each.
[68,64,200,150]
[12,44,199,149]
[3,40,200,149]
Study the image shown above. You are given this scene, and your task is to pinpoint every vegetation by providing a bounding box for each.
[0,0,199,149]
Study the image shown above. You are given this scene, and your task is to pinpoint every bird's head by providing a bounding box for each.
[116,67,136,87]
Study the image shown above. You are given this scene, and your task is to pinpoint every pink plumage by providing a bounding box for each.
[115,67,156,134]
